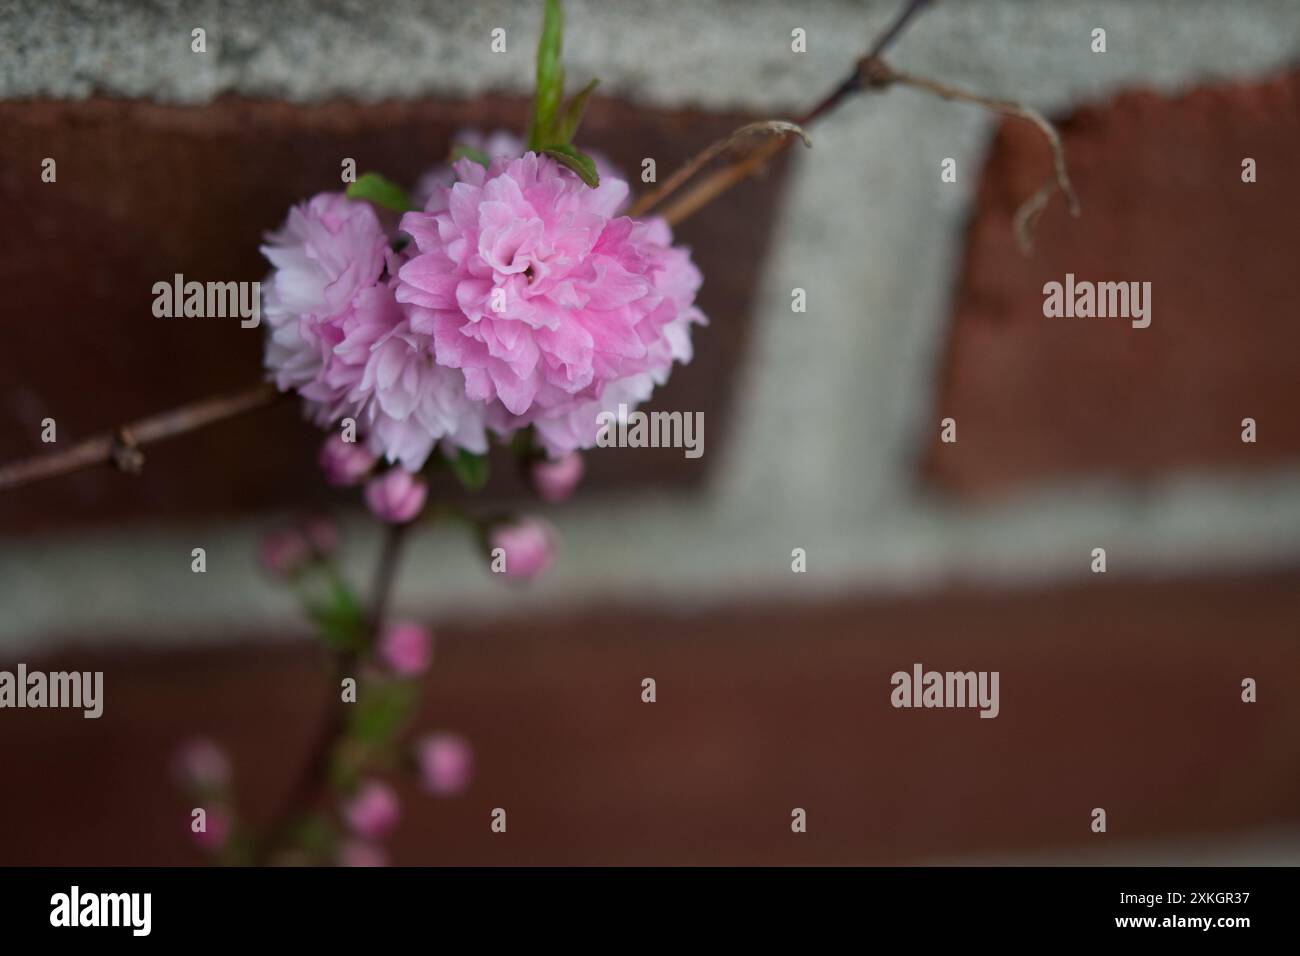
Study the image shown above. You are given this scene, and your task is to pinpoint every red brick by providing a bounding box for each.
[925,71,1300,497]
[1,573,1296,864]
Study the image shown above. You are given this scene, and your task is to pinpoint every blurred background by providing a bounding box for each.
[1,0,1298,864]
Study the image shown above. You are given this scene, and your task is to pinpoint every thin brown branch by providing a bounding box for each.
[657,0,936,226]
[659,136,787,227]
[0,381,282,493]
[628,121,810,219]
[657,0,1077,254]
[255,646,357,865]
[258,522,409,864]
[366,521,409,637]
[865,0,938,61]
[880,64,1081,252]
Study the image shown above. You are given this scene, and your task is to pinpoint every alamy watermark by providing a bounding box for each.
[152,273,261,328]
[50,886,150,936]
[0,664,103,718]
[1043,273,1151,328]
[890,663,999,718]
[595,403,704,459]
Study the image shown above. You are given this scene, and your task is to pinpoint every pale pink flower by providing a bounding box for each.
[341,780,400,840]
[379,621,433,676]
[364,468,427,524]
[489,516,556,581]
[530,451,585,502]
[415,733,474,796]
[265,144,704,474]
[261,193,389,416]
[352,314,490,470]
[528,372,654,458]
[395,151,705,433]
[262,195,489,471]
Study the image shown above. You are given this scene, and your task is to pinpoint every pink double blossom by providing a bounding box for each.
[262,138,705,472]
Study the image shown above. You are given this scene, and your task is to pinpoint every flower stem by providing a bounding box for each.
[257,521,409,864]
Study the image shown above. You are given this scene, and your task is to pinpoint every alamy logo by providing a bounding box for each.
[0,664,103,718]
[595,403,704,459]
[50,886,151,936]
[1042,273,1151,328]
[890,663,1000,718]
[152,273,262,328]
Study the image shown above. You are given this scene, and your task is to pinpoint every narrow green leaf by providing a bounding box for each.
[345,172,416,212]
[555,78,599,145]
[449,449,491,491]
[542,144,600,188]
[528,0,565,151]
[450,143,491,168]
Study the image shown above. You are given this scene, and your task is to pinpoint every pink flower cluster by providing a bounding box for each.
[262,137,705,473]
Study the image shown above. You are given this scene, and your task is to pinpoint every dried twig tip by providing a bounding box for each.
[628,120,811,220]
[110,429,145,475]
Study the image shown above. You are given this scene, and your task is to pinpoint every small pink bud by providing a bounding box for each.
[488,517,555,581]
[191,807,230,852]
[378,621,433,676]
[530,451,584,503]
[341,780,400,840]
[364,469,427,524]
[337,840,388,868]
[259,527,310,578]
[319,433,377,487]
[415,733,473,796]
[173,738,230,791]
[302,514,339,556]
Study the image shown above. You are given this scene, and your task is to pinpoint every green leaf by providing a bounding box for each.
[542,144,600,188]
[290,814,336,855]
[449,449,491,491]
[527,0,565,151]
[555,78,598,145]
[508,426,537,458]
[450,143,491,168]
[306,581,366,649]
[328,738,368,792]
[345,172,416,212]
[349,681,418,744]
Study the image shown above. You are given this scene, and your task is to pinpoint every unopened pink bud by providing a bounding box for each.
[173,738,230,792]
[488,517,555,581]
[302,514,338,556]
[379,621,433,676]
[341,780,400,840]
[415,733,474,797]
[364,469,427,524]
[259,527,310,577]
[191,807,230,852]
[530,451,584,503]
[319,433,377,487]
